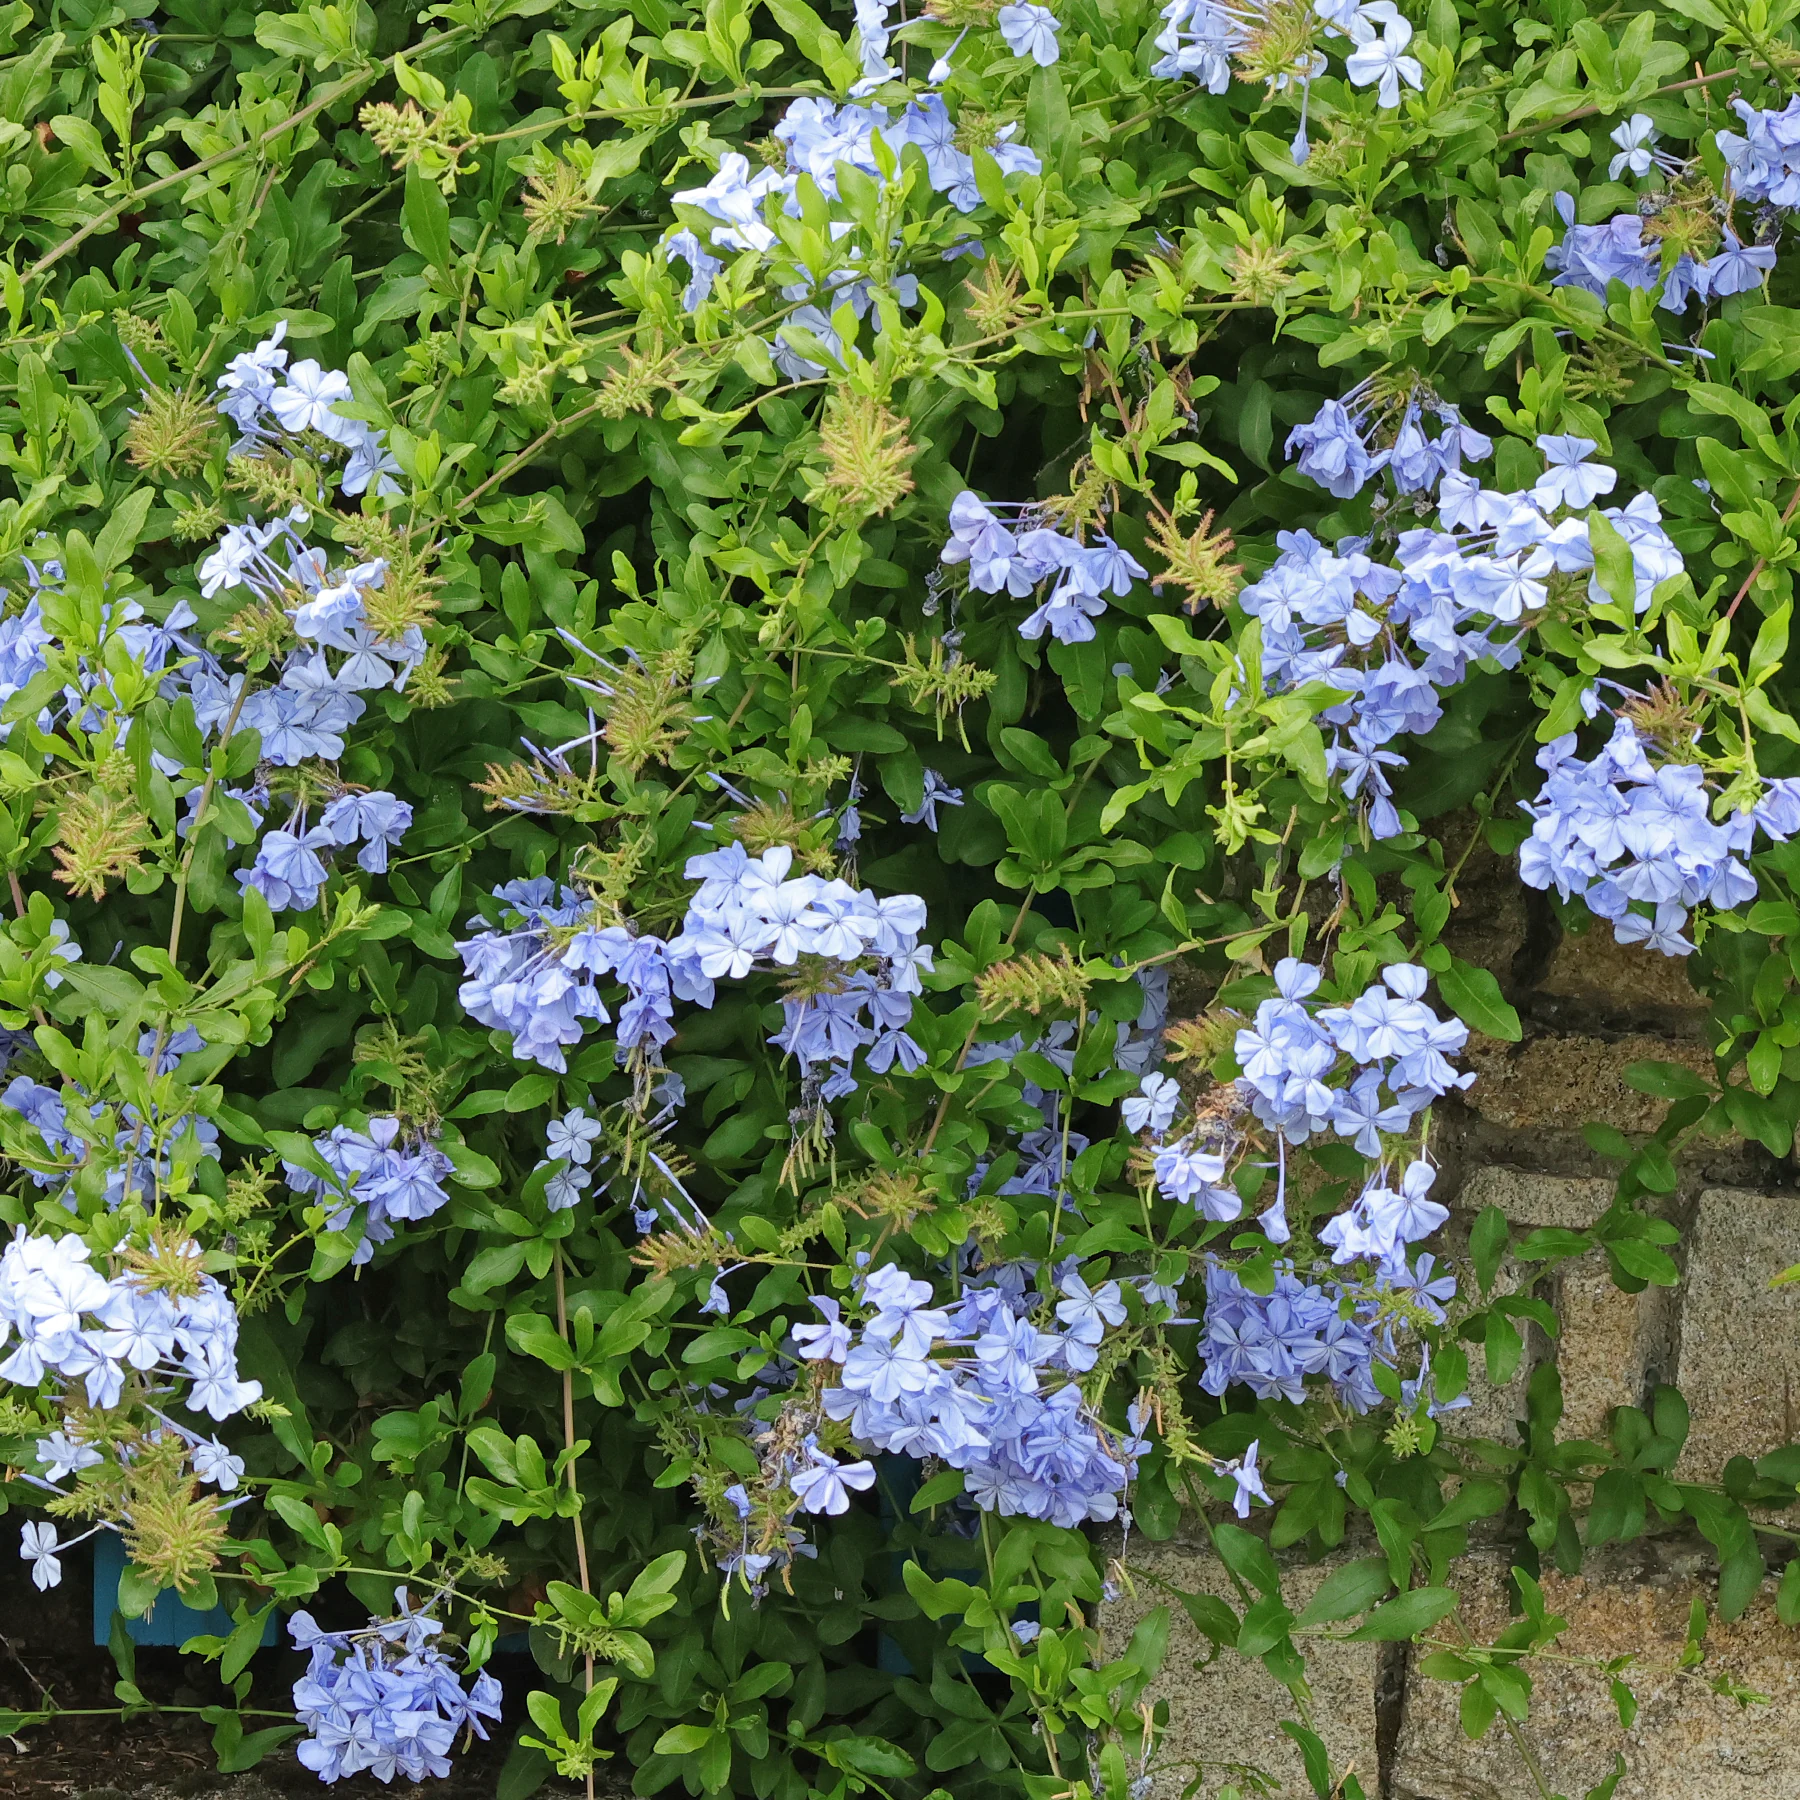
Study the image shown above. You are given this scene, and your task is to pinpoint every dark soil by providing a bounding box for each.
[0,1553,581,1799]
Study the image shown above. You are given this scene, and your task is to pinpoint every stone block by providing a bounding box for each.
[1391,1549,1800,1800]
[1558,1248,1651,1444]
[1439,836,1530,982]
[1675,1189,1800,1480]
[1102,1535,1380,1797]
[1537,924,1705,1015]
[1458,1032,1714,1135]
[1438,1180,1605,1448]
[1457,1167,1614,1232]
[1447,1180,1660,1446]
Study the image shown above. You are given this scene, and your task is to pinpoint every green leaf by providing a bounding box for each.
[460,1242,527,1295]
[826,1736,917,1779]
[403,167,455,275]
[1623,1059,1711,1100]
[655,1723,717,1756]
[1213,1522,1281,1598]
[1235,1593,1295,1657]
[1751,603,1792,684]
[910,1467,967,1511]
[1278,1720,1334,1798]
[1293,1557,1393,1628]
[1470,1204,1509,1295]
[1343,1588,1459,1642]
[1435,958,1521,1041]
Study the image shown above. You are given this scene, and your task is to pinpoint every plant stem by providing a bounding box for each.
[554,1244,597,1800]
[1722,474,1800,623]
[1495,65,1740,144]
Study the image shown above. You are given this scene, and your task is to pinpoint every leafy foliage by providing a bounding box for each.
[4,0,1800,1794]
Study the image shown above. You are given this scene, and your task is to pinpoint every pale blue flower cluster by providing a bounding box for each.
[1547,194,1774,311]
[280,1118,454,1265]
[290,1593,503,1784]
[1151,0,1421,161]
[0,559,386,948]
[809,1261,1149,1526]
[1125,958,1467,1250]
[456,878,632,1071]
[1,1229,262,1589]
[1,554,219,759]
[854,0,1059,90]
[1318,1157,1450,1265]
[1198,1260,1385,1411]
[938,492,1148,643]
[1719,97,1800,207]
[1162,953,1467,1416]
[1117,955,1467,1424]
[1234,958,1471,1153]
[0,595,51,743]
[1542,105,1796,312]
[197,514,426,768]
[664,93,1040,343]
[237,790,411,912]
[1284,376,1493,500]
[214,320,402,498]
[1519,715,1768,957]
[457,849,931,1097]
[0,1229,260,1421]
[1198,1251,1457,1415]
[1256,428,1681,838]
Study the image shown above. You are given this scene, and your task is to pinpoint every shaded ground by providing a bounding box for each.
[0,1555,582,1800]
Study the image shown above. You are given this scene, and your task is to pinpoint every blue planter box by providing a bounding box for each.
[92,1533,278,1649]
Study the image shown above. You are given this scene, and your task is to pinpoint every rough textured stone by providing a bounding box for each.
[1675,1189,1800,1480]
[1459,1032,1714,1134]
[1536,923,1706,1015]
[1558,1248,1653,1443]
[1391,1549,1800,1800]
[1457,1167,1615,1232]
[1452,1174,1664,1444]
[1101,1536,1380,1797]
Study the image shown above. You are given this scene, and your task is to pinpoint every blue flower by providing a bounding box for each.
[1608,113,1659,180]
[1531,435,1617,512]
[998,1,1061,64]
[1519,715,1762,956]
[237,826,330,912]
[290,1595,501,1783]
[314,790,412,873]
[280,1118,453,1265]
[900,769,965,830]
[790,1444,878,1514]
[1718,96,1800,206]
[1122,1072,1180,1135]
[793,1296,851,1362]
[1225,1440,1270,1518]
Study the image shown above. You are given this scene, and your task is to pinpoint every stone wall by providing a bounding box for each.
[1103,842,1800,1799]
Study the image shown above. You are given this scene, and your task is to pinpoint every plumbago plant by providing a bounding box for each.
[14,0,1800,1795]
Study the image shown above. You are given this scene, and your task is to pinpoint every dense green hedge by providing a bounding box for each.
[3,0,1800,1793]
